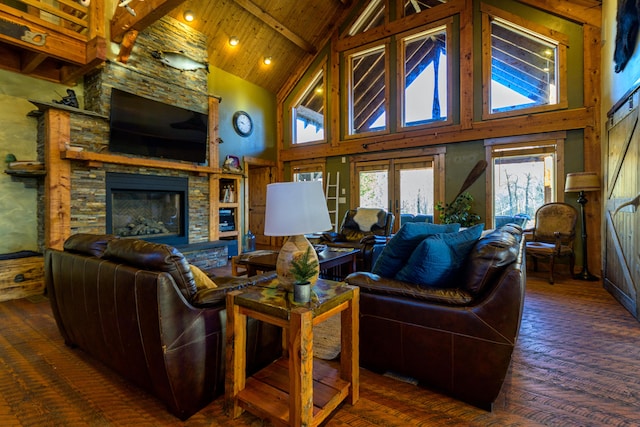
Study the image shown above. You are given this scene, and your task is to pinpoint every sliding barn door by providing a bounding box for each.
[604,89,640,321]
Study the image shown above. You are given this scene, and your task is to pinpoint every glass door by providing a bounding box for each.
[355,157,438,232]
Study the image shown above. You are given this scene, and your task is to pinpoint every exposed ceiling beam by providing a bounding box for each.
[110,0,186,43]
[232,0,316,54]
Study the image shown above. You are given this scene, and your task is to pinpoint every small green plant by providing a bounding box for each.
[435,191,481,227]
[289,246,318,284]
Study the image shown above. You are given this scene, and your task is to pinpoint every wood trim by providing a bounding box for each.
[515,0,602,28]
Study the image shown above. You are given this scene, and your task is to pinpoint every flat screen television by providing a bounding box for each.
[109,89,208,163]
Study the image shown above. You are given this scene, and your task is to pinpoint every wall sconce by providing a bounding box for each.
[229,36,239,46]
[183,10,195,22]
[263,56,272,65]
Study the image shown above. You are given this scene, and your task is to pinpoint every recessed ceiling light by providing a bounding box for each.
[264,56,272,65]
[183,10,194,22]
[229,36,239,46]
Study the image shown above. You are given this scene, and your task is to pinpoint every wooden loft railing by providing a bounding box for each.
[0,0,106,84]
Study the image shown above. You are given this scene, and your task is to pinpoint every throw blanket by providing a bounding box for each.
[353,208,383,232]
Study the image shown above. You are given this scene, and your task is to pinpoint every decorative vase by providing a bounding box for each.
[276,235,319,289]
[293,282,311,303]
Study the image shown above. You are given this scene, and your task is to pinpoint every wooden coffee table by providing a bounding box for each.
[235,248,359,280]
[225,278,359,426]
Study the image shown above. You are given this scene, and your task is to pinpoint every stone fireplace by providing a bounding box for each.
[34,17,232,270]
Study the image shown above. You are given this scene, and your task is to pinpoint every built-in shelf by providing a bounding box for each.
[4,169,46,177]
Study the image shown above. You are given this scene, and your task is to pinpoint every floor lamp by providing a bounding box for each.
[565,172,600,281]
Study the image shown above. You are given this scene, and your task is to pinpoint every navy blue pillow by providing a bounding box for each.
[394,224,485,287]
[372,222,460,277]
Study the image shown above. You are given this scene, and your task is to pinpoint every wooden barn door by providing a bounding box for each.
[604,88,640,321]
[245,158,276,249]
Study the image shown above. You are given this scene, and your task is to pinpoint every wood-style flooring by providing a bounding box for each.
[1,267,639,426]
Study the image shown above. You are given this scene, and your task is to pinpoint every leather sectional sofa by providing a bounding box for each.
[345,224,526,410]
[45,234,281,420]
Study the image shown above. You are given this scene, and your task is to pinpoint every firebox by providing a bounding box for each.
[106,173,189,246]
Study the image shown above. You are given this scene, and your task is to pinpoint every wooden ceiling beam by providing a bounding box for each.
[21,51,47,74]
[110,0,186,43]
[232,0,316,54]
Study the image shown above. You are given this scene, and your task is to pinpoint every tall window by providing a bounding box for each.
[400,22,450,128]
[481,4,568,119]
[292,68,326,144]
[485,132,565,228]
[347,43,388,136]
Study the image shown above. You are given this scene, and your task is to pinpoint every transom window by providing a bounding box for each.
[400,22,450,128]
[403,0,448,17]
[481,4,568,119]
[292,68,326,144]
[348,0,385,36]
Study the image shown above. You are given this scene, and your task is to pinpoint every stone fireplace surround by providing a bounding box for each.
[34,17,232,270]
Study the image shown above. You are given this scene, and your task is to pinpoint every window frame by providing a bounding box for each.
[344,40,391,139]
[481,3,569,120]
[291,161,326,183]
[397,18,453,131]
[484,131,566,229]
[291,65,328,145]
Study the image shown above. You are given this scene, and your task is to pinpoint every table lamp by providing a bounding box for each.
[264,181,332,288]
[565,172,600,281]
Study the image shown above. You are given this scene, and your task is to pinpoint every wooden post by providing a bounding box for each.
[289,307,313,426]
[44,108,71,250]
[342,286,359,404]
[225,290,246,419]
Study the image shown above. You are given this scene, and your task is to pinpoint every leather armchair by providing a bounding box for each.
[321,208,394,271]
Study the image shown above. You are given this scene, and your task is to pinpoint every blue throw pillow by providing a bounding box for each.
[372,222,460,277]
[394,223,485,287]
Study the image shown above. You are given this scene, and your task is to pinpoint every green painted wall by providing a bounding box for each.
[208,66,277,167]
[0,70,82,253]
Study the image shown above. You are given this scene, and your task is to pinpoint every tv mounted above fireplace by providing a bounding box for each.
[109,89,208,164]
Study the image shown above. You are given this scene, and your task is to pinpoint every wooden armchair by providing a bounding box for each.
[525,202,578,284]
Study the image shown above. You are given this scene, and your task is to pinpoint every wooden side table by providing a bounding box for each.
[225,278,359,426]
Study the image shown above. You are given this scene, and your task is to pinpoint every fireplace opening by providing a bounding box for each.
[106,173,189,246]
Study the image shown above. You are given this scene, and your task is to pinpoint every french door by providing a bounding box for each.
[354,153,444,232]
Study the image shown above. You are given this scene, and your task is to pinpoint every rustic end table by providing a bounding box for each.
[225,278,359,426]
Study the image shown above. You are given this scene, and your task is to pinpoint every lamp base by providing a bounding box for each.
[573,268,599,281]
[275,235,319,290]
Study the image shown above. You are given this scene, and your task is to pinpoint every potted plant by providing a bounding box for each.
[435,191,481,227]
[289,246,319,303]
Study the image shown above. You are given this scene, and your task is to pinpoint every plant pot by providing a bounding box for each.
[293,282,311,303]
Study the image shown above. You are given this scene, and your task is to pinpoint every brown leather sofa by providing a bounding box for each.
[45,234,281,420]
[320,207,395,271]
[345,225,526,410]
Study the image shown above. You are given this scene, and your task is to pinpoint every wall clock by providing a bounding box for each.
[232,110,253,137]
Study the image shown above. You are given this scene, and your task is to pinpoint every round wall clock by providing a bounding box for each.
[232,110,253,137]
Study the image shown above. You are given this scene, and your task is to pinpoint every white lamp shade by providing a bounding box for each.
[264,181,332,236]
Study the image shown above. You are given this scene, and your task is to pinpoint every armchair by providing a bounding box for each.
[525,202,578,284]
[321,208,394,271]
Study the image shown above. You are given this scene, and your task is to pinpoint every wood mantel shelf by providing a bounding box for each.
[61,150,221,175]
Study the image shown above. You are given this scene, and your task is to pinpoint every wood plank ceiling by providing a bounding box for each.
[165,0,353,94]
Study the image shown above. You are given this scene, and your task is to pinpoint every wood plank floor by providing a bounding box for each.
[1,268,639,426]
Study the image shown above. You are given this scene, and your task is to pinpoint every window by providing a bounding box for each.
[292,162,324,184]
[347,43,388,136]
[348,0,385,36]
[292,68,326,144]
[399,22,451,128]
[481,4,568,119]
[485,132,565,229]
[354,149,445,232]
[403,0,448,17]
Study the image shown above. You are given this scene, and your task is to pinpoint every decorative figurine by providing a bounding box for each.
[53,89,79,108]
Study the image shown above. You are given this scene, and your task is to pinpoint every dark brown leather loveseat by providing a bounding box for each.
[45,234,281,420]
[345,224,526,410]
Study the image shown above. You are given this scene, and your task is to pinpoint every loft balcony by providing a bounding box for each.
[0,0,105,84]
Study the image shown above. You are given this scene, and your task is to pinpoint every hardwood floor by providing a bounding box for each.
[1,267,639,426]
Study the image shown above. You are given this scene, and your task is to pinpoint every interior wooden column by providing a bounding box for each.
[209,96,221,242]
[43,109,72,250]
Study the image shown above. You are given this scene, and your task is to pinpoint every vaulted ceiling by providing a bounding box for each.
[119,0,356,94]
